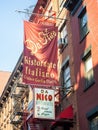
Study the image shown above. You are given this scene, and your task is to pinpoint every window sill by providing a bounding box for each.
[80,30,90,43]
[61,86,74,100]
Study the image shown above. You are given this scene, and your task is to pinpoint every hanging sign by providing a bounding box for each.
[33,88,55,120]
[23,21,59,86]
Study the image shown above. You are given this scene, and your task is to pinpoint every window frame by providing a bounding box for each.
[64,0,83,15]
[61,58,72,96]
[60,25,68,45]
[89,116,98,130]
[59,0,65,12]
[59,22,68,50]
[81,46,95,91]
[86,106,98,130]
[78,6,89,42]
[84,55,94,88]
[71,0,83,15]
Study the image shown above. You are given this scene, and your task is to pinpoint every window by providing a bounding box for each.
[27,100,33,111]
[27,123,30,130]
[90,116,98,130]
[87,106,98,130]
[58,21,68,50]
[64,0,82,15]
[59,0,65,11]
[61,25,68,44]
[62,60,71,95]
[82,47,95,90]
[78,7,89,41]
[84,55,94,88]
[59,23,68,48]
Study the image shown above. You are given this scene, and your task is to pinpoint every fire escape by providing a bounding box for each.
[10,83,29,129]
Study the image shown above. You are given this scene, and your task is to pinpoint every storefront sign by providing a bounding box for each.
[33,88,55,120]
[23,21,59,86]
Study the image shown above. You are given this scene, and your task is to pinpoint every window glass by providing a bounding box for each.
[65,79,71,89]
[61,26,67,37]
[27,123,30,130]
[90,116,98,130]
[64,0,82,15]
[78,7,89,41]
[64,66,70,81]
[80,13,87,27]
[62,63,71,95]
[27,100,33,111]
[84,54,94,88]
[85,56,93,72]
[60,25,68,44]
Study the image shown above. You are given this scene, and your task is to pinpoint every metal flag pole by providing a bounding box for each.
[15,10,67,21]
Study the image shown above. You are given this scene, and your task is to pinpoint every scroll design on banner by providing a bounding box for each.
[25,28,56,55]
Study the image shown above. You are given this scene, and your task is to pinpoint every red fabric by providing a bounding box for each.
[51,105,73,127]
[23,21,59,86]
[58,105,73,119]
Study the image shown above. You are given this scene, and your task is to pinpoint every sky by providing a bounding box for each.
[0,0,37,72]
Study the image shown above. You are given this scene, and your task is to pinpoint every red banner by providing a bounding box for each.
[23,21,59,86]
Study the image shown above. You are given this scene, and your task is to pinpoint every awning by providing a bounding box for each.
[58,105,73,119]
[51,105,74,129]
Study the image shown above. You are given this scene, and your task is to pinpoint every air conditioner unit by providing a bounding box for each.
[58,38,65,49]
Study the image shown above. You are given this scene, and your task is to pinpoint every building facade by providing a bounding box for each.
[0,54,30,130]
[0,0,98,130]
[64,0,98,130]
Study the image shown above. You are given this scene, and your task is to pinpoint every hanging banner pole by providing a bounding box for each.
[15,10,67,21]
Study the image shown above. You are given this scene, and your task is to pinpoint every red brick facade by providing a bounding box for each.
[70,0,98,130]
